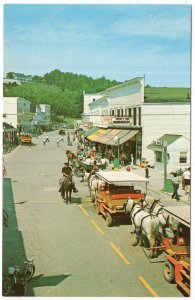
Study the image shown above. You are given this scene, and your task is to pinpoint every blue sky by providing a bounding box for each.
[3,4,191,87]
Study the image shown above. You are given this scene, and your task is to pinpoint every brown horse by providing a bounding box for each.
[60,175,72,204]
[66,150,76,164]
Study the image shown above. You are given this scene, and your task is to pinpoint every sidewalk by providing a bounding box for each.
[130,165,190,206]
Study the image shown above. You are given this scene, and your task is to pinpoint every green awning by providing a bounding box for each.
[84,127,99,137]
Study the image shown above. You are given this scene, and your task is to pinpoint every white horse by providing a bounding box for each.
[142,196,180,238]
[125,197,160,258]
[88,175,104,201]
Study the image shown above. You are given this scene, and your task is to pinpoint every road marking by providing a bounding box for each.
[90,220,105,235]
[78,205,89,216]
[138,276,159,297]
[109,241,130,265]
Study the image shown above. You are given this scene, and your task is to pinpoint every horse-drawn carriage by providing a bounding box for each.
[161,206,190,296]
[94,171,149,227]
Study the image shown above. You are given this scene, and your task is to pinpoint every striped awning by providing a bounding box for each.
[108,130,139,146]
[87,128,107,142]
[87,128,139,145]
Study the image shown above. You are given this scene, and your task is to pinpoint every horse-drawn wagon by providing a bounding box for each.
[161,205,190,296]
[94,171,149,227]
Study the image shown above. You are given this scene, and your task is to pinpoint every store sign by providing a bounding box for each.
[112,117,133,126]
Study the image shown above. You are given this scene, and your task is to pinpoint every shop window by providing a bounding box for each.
[179,152,187,163]
[155,151,162,162]
[117,109,120,117]
[121,109,123,117]
[128,108,131,117]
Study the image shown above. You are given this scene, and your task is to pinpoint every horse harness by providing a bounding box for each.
[130,203,156,232]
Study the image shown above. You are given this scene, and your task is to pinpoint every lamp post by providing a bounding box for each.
[162,140,168,191]
[114,135,120,168]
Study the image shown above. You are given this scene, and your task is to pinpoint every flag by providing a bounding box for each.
[2,157,7,177]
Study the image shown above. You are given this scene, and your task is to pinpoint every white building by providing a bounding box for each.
[3,97,34,129]
[34,104,51,125]
[147,134,190,173]
[82,78,190,169]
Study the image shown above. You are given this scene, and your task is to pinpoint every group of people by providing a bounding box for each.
[43,135,64,146]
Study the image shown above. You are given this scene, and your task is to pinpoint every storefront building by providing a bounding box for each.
[82,78,190,168]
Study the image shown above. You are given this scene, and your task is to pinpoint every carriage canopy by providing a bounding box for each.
[95,171,149,186]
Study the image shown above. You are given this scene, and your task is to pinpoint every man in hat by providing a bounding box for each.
[62,162,78,193]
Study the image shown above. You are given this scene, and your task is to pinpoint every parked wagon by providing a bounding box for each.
[94,171,149,226]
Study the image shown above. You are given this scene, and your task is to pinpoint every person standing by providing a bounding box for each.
[182,167,190,191]
[130,154,134,166]
[171,173,181,201]
[145,161,149,178]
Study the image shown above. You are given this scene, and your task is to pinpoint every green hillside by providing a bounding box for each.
[144,87,191,103]
[3,70,118,118]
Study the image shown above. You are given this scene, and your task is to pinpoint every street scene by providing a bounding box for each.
[2,3,191,298]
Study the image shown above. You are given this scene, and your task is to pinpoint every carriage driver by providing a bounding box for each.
[62,162,78,193]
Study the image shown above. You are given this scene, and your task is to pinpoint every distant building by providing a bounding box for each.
[33,104,51,127]
[12,73,33,83]
[3,78,21,85]
[3,97,35,131]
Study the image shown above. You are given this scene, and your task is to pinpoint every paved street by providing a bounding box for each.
[3,130,187,297]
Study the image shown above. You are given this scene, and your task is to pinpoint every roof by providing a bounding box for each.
[99,77,143,94]
[144,87,191,103]
[89,96,108,107]
[147,134,182,150]
[163,205,190,228]
[84,126,99,137]
[96,171,149,184]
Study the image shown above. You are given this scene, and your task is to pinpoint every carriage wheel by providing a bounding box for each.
[163,260,175,283]
[95,202,101,215]
[105,212,113,227]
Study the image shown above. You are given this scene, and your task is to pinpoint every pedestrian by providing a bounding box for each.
[45,135,50,142]
[56,137,59,147]
[182,167,190,191]
[130,154,134,166]
[171,173,181,201]
[145,161,149,178]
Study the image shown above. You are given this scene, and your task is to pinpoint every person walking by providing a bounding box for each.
[171,173,181,201]
[45,136,50,142]
[56,137,60,147]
